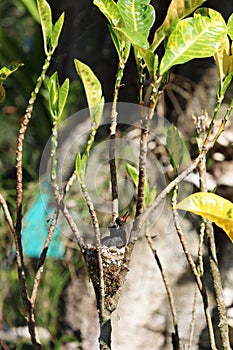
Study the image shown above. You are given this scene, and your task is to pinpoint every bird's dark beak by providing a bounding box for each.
[121,211,129,223]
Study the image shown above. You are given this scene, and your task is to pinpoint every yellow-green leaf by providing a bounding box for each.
[118,0,155,43]
[160,8,227,75]
[166,124,186,170]
[151,0,207,52]
[74,59,104,126]
[214,35,230,83]
[37,0,52,55]
[176,192,233,242]
[227,13,233,41]
[94,0,121,26]
[0,63,24,83]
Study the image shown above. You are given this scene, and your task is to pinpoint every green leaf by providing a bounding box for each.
[0,84,6,103]
[0,63,24,83]
[76,152,88,184]
[46,73,69,120]
[37,0,52,55]
[126,162,139,187]
[48,72,59,118]
[37,0,64,55]
[166,124,186,170]
[214,35,230,83]
[108,26,131,62]
[147,186,157,206]
[94,0,121,26]
[113,26,150,49]
[114,0,155,49]
[58,78,69,120]
[74,59,104,126]
[227,13,233,40]
[136,48,158,79]
[160,8,227,75]
[176,192,233,242]
[151,0,207,52]
[50,13,65,51]
[21,0,40,23]
[118,0,155,41]
[126,162,154,207]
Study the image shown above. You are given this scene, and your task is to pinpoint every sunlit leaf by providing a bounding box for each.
[176,192,233,242]
[126,162,139,187]
[114,26,150,49]
[46,73,69,121]
[219,73,233,97]
[118,0,155,37]
[160,9,227,75]
[58,78,69,120]
[48,72,59,118]
[108,26,131,62]
[21,0,40,23]
[227,13,233,40]
[94,0,121,26]
[151,0,207,52]
[0,63,24,83]
[74,59,104,126]
[37,0,64,55]
[50,13,65,52]
[76,152,88,184]
[166,124,186,170]
[37,0,52,55]
[126,162,155,207]
[214,35,230,83]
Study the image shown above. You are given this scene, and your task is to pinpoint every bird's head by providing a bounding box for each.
[115,212,129,227]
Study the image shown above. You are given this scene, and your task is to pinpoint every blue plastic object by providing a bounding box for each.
[21,181,64,259]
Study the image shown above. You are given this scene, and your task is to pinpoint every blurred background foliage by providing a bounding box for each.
[0,0,83,188]
[0,1,86,348]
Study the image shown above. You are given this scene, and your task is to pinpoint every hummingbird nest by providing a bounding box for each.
[84,245,129,312]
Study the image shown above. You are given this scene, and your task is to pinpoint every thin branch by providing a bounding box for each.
[16,56,51,235]
[0,195,40,346]
[109,63,125,221]
[61,203,84,250]
[136,79,161,218]
[14,56,51,349]
[146,230,180,349]
[171,186,217,350]
[30,208,59,307]
[129,150,207,243]
[0,193,15,234]
[206,221,230,349]
[197,114,231,349]
[135,114,150,217]
[188,286,198,350]
[80,183,105,316]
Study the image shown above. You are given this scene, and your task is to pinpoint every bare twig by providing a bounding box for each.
[13,56,52,349]
[61,204,84,250]
[0,193,15,234]
[0,194,40,346]
[146,230,180,349]
[80,183,105,314]
[109,62,125,221]
[171,186,217,350]
[16,56,51,235]
[197,113,231,349]
[136,78,161,218]
[188,286,198,350]
[30,208,59,307]
[135,114,150,217]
